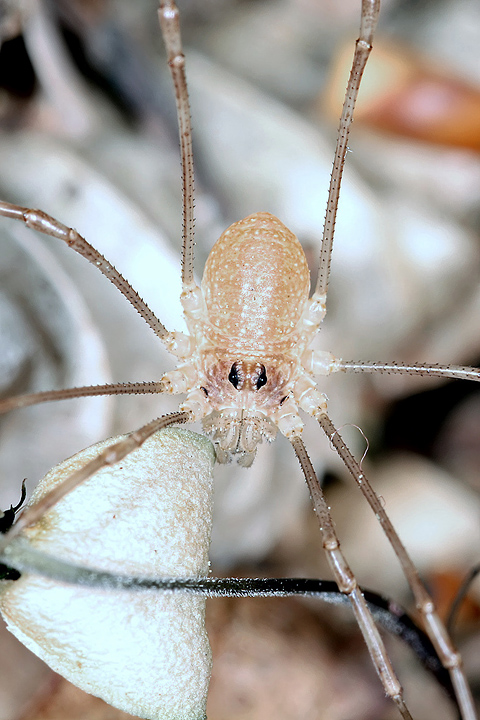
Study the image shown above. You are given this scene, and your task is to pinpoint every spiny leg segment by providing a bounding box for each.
[316,0,380,298]
[0,202,172,343]
[291,435,412,719]
[336,360,480,382]
[158,0,195,290]
[0,383,166,415]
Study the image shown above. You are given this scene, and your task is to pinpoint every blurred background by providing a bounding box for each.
[0,0,479,717]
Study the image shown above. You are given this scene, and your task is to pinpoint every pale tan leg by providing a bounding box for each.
[291,435,413,719]
[315,0,380,299]
[0,382,166,415]
[0,201,173,343]
[158,1,196,291]
[317,412,477,720]
[336,360,480,382]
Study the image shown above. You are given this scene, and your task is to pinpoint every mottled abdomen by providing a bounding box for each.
[201,212,310,352]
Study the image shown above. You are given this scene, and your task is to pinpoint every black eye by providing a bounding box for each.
[256,365,267,390]
[228,363,240,389]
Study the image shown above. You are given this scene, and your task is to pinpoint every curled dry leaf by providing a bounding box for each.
[0,427,215,720]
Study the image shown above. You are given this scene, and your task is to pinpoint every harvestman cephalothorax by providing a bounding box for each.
[0,1,479,718]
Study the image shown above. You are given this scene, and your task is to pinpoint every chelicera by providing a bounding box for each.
[0,1,478,718]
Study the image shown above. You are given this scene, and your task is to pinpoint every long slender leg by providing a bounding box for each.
[0,411,192,555]
[0,201,173,344]
[315,0,380,300]
[158,1,196,291]
[317,412,477,720]
[0,382,166,415]
[290,435,413,719]
[336,360,480,382]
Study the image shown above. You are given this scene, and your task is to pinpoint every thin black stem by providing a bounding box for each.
[0,539,456,706]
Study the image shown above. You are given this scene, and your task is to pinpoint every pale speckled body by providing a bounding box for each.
[163,211,334,465]
[202,212,310,353]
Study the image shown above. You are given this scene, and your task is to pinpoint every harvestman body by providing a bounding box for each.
[165,210,333,466]
[0,1,479,718]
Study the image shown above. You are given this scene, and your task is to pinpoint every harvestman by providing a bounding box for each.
[0,1,478,718]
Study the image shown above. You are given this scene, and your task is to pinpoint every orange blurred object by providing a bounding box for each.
[429,570,480,629]
[323,41,480,150]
